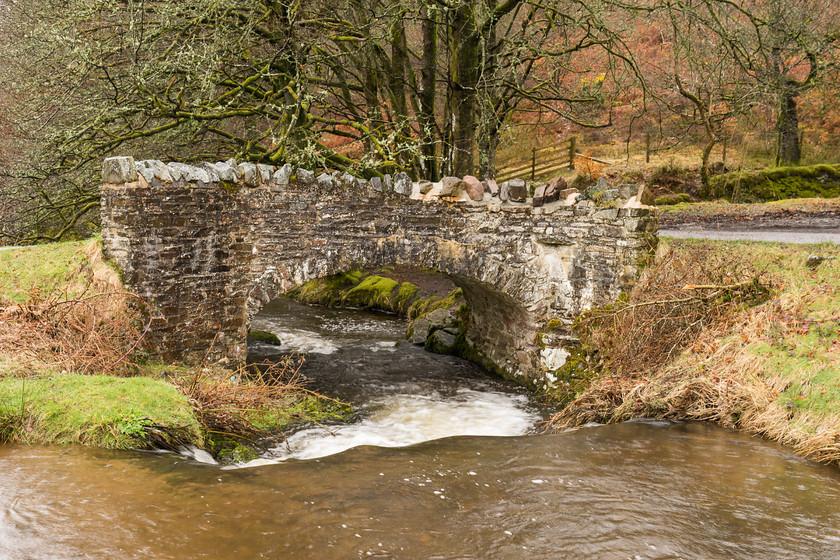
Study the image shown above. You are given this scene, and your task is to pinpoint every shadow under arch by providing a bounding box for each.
[242,235,540,384]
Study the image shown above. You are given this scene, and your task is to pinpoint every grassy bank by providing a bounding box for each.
[0,239,349,458]
[0,374,201,448]
[547,239,840,465]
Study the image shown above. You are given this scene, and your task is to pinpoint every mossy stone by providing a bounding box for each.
[248,330,281,345]
[708,164,840,202]
[343,275,399,309]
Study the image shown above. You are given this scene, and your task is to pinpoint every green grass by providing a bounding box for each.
[0,374,203,449]
[0,240,90,303]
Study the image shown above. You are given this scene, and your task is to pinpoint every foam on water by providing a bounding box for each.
[249,321,339,354]
[231,389,538,467]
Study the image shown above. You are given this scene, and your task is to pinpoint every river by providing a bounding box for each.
[2,299,840,559]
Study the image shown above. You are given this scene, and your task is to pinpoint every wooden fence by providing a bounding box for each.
[495,137,611,183]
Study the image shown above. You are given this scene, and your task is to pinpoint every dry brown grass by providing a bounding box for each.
[547,240,840,466]
[0,240,147,377]
[575,241,772,376]
[170,356,347,447]
[548,336,840,464]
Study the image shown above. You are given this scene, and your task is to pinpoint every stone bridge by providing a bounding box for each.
[99,156,657,387]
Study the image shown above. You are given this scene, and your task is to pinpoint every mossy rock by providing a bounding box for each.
[654,193,692,206]
[394,282,419,314]
[707,164,840,202]
[288,270,364,306]
[541,346,600,405]
[342,275,399,309]
[248,330,282,346]
[407,288,464,320]
[207,435,261,464]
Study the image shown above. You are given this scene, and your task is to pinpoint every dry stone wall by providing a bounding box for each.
[100,156,657,388]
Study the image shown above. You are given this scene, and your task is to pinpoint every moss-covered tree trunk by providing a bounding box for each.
[418,5,439,181]
[449,5,480,177]
[776,88,802,166]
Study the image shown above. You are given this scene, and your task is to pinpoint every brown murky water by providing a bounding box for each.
[3,300,840,559]
[3,423,840,559]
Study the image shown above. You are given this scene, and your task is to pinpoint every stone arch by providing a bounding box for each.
[241,233,556,385]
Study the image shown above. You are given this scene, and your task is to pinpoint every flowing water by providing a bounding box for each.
[3,299,840,559]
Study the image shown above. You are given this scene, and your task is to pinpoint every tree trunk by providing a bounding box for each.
[418,6,439,181]
[700,137,716,188]
[449,5,479,177]
[478,120,499,180]
[776,88,801,166]
[389,13,409,125]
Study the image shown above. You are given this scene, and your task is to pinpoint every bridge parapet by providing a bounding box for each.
[100,156,657,387]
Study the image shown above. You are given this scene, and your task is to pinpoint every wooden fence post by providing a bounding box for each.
[531,147,536,181]
[645,133,651,163]
[569,136,577,169]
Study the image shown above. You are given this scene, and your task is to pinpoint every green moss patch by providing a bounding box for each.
[0,374,202,449]
[654,193,692,206]
[708,164,840,202]
[287,270,364,306]
[407,288,464,320]
[343,275,399,309]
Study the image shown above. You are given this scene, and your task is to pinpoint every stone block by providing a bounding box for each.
[341,173,356,188]
[370,176,383,192]
[427,329,457,352]
[617,183,638,198]
[383,174,393,192]
[237,162,259,186]
[533,184,547,207]
[197,163,221,182]
[544,176,568,203]
[172,163,210,183]
[463,175,484,201]
[499,181,509,202]
[257,164,275,184]
[484,179,499,197]
[296,168,315,184]
[102,156,137,184]
[418,180,434,194]
[440,176,463,197]
[394,172,412,196]
[273,164,292,186]
[317,173,334,188]
[508,178,528,202]
[213,161,240,182]
[594,208,619,220]
[636,184,655,206]
[136,160,173,183]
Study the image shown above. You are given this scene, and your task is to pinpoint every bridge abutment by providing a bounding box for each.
[100,157,657,387]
